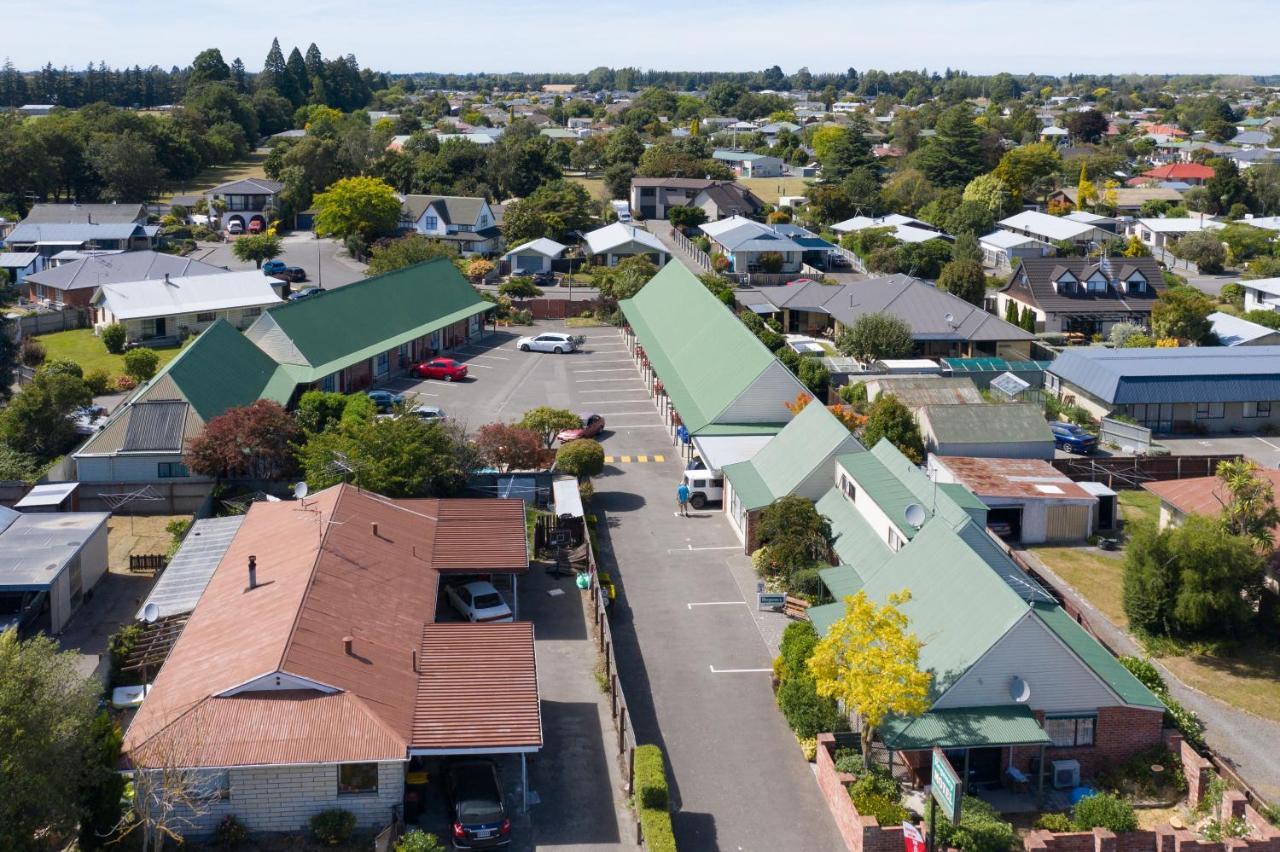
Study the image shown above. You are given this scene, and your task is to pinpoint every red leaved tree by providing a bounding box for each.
[472,423,547,473]
[184,400,300,480]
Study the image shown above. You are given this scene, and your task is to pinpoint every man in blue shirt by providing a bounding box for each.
[676,481,691,516]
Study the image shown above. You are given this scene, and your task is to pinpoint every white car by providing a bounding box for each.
[226,220,244,234]
[409,404,446,422]
[517,332,579,354]
[445,581,514,623]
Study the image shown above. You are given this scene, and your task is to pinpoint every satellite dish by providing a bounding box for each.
[142,602,160,624]
[293,482,309,500]
[904,503,927,529]
[944,312,955,325]
[1009,675,1031,703]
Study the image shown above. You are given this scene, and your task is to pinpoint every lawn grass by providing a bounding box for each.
[569,176,609,202]
[738,175,813,205]
[1118,489,1160,525]
[1034,546,1129,629]
[38,328,189,377]
[163,149,268,201]
[106,515,188,570]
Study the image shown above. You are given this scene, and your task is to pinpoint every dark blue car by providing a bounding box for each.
[1051,422,1096,454]
[365,390,405,413]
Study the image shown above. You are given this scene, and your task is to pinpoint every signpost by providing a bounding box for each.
[928,747,963,852]
[757,592,786,611]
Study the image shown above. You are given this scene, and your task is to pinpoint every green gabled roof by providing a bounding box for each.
[879,705,1051,750]
[807,601,844,636]
[856,520,1030,700]
[820,565,864,600]
[254,258,489,376]
[940,483,988,523]
[1033,602,1164,710]
[923,402,1052,445]
[691,422,788,437]
[161,319,292,421]
[816,487,892,574]
[835,449,933,540]
[619,262,783,434]
[723,404,863,510]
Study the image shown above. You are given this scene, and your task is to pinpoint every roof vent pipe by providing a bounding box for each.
[371,521,380,538]
[343,636,354,655]
[247,555,257,589]
[411,648,418,673]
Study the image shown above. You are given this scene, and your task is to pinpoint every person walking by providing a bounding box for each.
[676,481,691,517]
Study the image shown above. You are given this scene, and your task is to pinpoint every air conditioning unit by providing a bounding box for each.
[1052,759,1080,789]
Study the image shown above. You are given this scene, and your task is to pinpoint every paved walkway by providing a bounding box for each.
[642,220,710,276]
[1018,549,1280,801]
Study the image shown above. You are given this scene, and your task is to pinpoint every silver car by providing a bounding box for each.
[517,332,578,354]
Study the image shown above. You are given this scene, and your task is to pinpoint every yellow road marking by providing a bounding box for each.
[637,455,648,463]
[620,455,632,463]
[605,456,616,463]
[654,455,665,463]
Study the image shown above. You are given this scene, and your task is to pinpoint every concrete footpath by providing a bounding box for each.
[1019,549,1280,802]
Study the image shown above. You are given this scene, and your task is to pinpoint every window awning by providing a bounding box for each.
[879,705,1051,750]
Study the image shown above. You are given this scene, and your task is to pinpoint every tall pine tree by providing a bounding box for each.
[285,47,310,105]
[259,37,287,96]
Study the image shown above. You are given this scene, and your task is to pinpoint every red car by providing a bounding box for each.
[557,413,605,442]
[411,358,468,381]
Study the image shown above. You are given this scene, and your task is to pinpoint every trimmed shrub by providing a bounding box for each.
[833,749,865,775]
[101,322,127,354]
[112,374,137,392]
[852,791,909,825]
[214,814,249,847]
[634,744,669,810]
[777,620,819,684]
[1072,793,1138,832]
[786,565,824,598]
[310,808,356,845]
[777,671,849,738]
[638,805,677,852]
[933,796,1016,852]
[1035,812,1074,832]
[556,438,605,479]
[19,336,46,367]
[123,347,160,382]
[394,830,446,852]
[84,368,111,395]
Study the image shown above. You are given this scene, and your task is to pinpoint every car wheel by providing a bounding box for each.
[444,374,453,382]
[520,344,530,351]
[690,494,707,510]
[554,346,563,354]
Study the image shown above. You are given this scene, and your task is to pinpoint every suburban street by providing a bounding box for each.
[379,321,845,851]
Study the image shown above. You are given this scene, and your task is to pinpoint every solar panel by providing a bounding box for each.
[122,401,189,452]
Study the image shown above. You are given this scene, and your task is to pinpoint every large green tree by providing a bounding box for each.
[365,235,457,276]
[231,233,283,268]
[915,105,987,188]
[1150,287,1215,342]
[0,629,102,852]
[300,415,473,497]
[312,175,402,242]
[936,259,987,306]
[860,394,926,463]
[836,313,915,362]
[0,367,92,459]
[500,179,594,244]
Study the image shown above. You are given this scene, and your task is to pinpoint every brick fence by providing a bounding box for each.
[816,732,1280,852]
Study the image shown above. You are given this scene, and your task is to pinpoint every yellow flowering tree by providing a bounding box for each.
[1076,164,1097,210]
[807,589,931,760]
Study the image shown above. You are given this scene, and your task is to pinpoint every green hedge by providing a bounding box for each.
[634,744,669,810]
[634,743,677,851]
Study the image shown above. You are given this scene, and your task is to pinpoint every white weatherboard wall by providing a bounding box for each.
[75,452,204,484]
[184,761,405,835]
[716,360,808,424]
[839,468,907,551]
[932,612,1118,713]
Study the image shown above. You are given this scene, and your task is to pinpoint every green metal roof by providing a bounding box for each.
[923,403,1053,446]
[879,705,1052,750]
[620,262,785,434]
[1033,602,1165,710]
[259,258,489,373]
[722,460,772,511]
[835,450,933,540]
[819,565,864,600]
[807,601,844,636]
[161,319,292,420]
[722,404,862,511]
[816,487,892,575]
[691,422,788,436]
[939,483,988,523]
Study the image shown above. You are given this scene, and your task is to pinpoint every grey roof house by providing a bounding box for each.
[399,194,502,255]
[4,222,154,258]
[997,256,1164,337]
[21,202,148,226]
[917,402,1055,460]
[23,250,227,307]
[1047,346,1280,434]
[740,275,1033,360]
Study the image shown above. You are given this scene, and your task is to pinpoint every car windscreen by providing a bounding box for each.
[472,592,502,609]
[458,795,504,824]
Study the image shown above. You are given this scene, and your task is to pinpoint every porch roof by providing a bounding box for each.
[879,705,1051,751]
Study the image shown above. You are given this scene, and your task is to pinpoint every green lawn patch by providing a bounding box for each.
[1118,490,1160,526]
[38,329,188,378]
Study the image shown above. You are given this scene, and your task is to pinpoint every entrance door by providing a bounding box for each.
[154,317,166,337]
[946,747,1002,789]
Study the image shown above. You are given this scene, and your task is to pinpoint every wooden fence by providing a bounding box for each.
[512,297,601,320]
[1050,454,1240,489]
[668,227,713,271]
[9,306,87,337]
[128,554,167,573]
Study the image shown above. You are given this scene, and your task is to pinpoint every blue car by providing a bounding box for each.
[365,390,405,413]
[262,259,287,275]
[1051,422,1096,455]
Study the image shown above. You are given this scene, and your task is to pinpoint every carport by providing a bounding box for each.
[410,622,543,814]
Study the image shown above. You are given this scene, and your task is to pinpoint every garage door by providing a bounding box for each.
[515,255,542,273]
[1045,505,1091,543]
[986,507,1023,542]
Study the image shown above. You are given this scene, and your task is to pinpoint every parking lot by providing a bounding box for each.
[191,232,368,290]
[382,320,843,851]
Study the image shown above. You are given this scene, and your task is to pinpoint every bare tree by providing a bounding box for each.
[114,732,215,851]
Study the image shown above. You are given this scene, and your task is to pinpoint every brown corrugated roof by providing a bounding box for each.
[935,456,1094,501]
[414,622,541,752]
[124,485,537,769]
[1145,471,1280,552]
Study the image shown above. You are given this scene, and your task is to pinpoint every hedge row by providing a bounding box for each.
[634,743,677,852]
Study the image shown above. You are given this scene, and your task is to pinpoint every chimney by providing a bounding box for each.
[343,636,354,655]
[247,555,257,589]
[411,648,418,673]
[164,273,173,286]
[371,521,380,538]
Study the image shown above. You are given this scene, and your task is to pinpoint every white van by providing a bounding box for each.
[682,464,723,509]
[611,199,633,223]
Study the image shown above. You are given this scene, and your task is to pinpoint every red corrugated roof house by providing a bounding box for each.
[122,484,539,837]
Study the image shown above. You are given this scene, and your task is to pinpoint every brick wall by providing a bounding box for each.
[1009,706,1165,781]
[1182,738,1213,807]
[183,761,405,837]
[816,734,908,852]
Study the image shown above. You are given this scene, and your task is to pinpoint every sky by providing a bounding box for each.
[10,0,1279,77]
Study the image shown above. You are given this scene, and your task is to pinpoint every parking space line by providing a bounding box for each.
[575,378,643,383]
[708,666,772,674]
[666,545,738,552]
[463,353,510,361]
[1256,437,1280,451]
[579,359,636,364]
[461,363,494,369]
[687,601,746,609]
[573,368,636,373]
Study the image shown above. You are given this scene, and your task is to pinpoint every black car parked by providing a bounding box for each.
[448,760,510,849]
